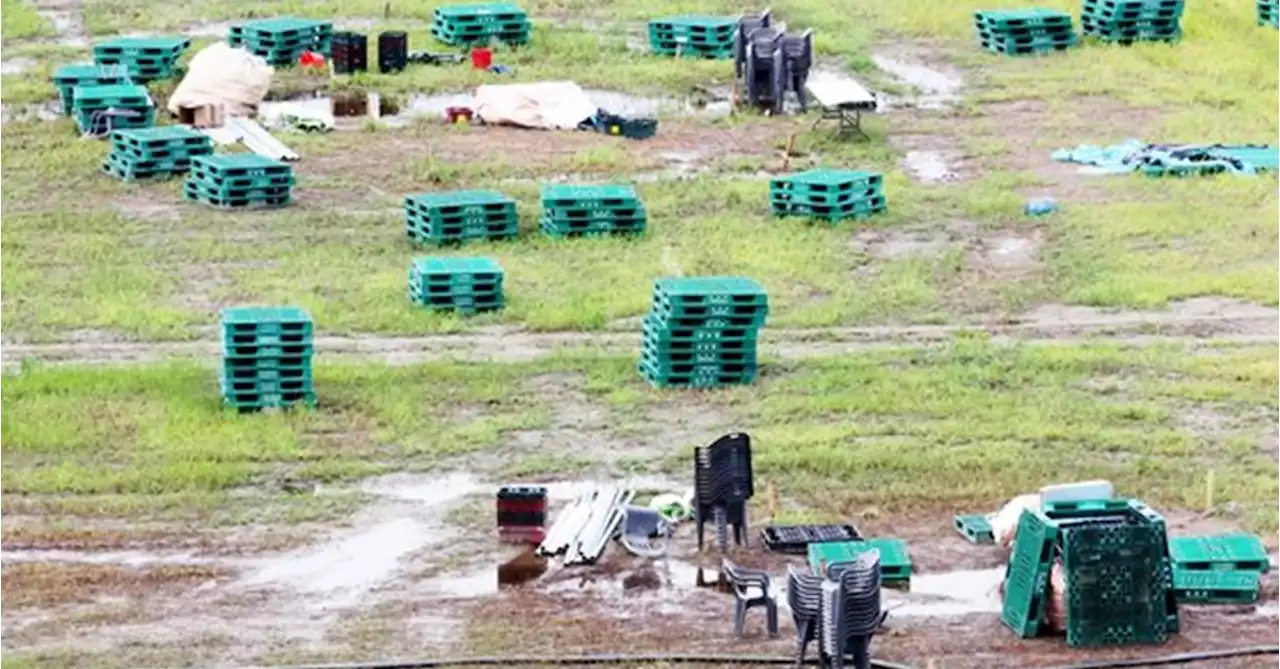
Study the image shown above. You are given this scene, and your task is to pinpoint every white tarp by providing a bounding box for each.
[167,43,274,118]
[473,81,597,130]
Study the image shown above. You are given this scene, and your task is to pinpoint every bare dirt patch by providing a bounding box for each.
[1,562,231,608]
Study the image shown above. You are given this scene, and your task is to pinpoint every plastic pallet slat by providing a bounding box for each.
[1172,570,1260,604]
[1168,534,1270,573]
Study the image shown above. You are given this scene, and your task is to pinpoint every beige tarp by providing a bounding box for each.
[473,81,597,130]
[167,43,273,118]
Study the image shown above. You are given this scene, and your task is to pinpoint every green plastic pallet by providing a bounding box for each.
[1168,533,1270,573]
[542,183,638,206]
[1001,508,1059,638]
[411,256,504,277]
[192,154,292,178]
[1043,498,1131,516]
[406,189,516,215]
[954,514,996,544]
[973,8,1073,28]
[222,306,312,328]
[807,538,912,582]
[1172,569,1260,604]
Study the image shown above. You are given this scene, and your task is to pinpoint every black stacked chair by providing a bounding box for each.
[733,9,773,79]
[787,564,824,664]
[821,550,886,669]
[734,13,815,115]
[378,31,408,73]
[778,29,813,112]
[723,559,778,639]
[694,432,755,552]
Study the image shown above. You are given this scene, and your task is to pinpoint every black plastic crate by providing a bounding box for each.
[761,524,863,554]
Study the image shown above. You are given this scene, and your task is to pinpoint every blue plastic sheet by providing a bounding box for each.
[1053,140,1280,176]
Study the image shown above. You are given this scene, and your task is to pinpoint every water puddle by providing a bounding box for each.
[35,9,88,47]
[870,53,963,110]
[902,150,957,183]
[2,58,35,75]
[885,568,1004,617]
[1,550,218,567]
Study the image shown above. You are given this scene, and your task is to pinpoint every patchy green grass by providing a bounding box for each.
[0,0,51,41]
[4,341,1277,530]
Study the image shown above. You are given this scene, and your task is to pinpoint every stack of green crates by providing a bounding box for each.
[973,9,1079,56]
[1002,498,1181,647]
[72,84,154,134]
[771,169,886,223]
[229,18,334,66]
[639,277,768,389]
[1081,0,1183,43]
[92,36,190,82]
[185,154,294,210]
[408,256,505,314]
[648,16,737,59]
[405,190,519,245]
[220,306,315,411]
[432,3,531,46]
[102,126,213,181]
[51,63,131,116]
[540,184,647,238]
[1258,0,1278,27]
[1168,533,1268,605]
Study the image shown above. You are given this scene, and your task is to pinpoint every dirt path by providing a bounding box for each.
[5,303,1275,366]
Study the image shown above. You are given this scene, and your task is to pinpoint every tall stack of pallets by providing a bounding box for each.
[1002,498,1181,647]
[1260,0,1279,27]
[220,306,316,411]
[540,184,647,238]
[51,64,130,116]
[432,4,531,46]
[92,36,190,82]
[648,15,737,59]
[639,277,768,389]
[408,256,506,314]
[71,84,155,134]
[1080,0,1184,44]
[973,9,1079,56]
[771,169,886,223]
[229,18,334,66]
[102,126,213,181]
[405,190,520,245]
[185,155,295,210]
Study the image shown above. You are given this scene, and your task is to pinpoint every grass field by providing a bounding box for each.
[1,0,1278,666]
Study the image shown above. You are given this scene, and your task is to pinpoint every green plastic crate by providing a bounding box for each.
[1062,524,1170,648]
[1168,533,1270,573]
[1001,508,1059,638]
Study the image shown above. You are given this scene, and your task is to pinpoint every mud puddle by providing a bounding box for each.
[870,53,963,110]
[2,58,36,75]
[902,150,957,183]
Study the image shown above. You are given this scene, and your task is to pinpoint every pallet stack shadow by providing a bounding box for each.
[771,169,886,223]
[185,155,294,209]
[72,84,155,134]
[432,3,531,46]
[1168,532,1268,605]
[51,64,130,116]
[693,433,755,552]
[93,36,190,82]
[497,485,548,545]
[408,256,505,314]
[1002,498,1179,647]
[1081,0,1183,44]
[1261,0,1279,27]
[405,190,518,244]
[973,9,1078,56]
[102,127,212,181]
[649,15,737,59]
[640,277,767,389]
[541,184,647,238]
[220,307,315,411]
[229,18,333,66]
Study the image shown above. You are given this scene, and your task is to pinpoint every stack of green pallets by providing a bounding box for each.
[973,9,1079,56]
[1002,498,1181,647]
[432,4,531,46]
[102,126,213,181]
[639,277,767,389]
[1081,0,1184,43]
[771,169,886,223]
[408,256,505,314]
[220,306,315,411]
[1168,533,1268,605]
[185,154,294,209]
[92,36,190,82]
[51,63,131,116]
[648,15,737,59]
[72,84,155,135]
[405,190,519,245]
[229,18,334,66]
[540,184,647,238]
[1261,0,1279,27]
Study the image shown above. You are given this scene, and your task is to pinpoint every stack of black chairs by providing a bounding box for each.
[693,432,754,552]
[819,550,886,669]
[787,565,825,664]
[378,31,408,73]
[733,11,814,115]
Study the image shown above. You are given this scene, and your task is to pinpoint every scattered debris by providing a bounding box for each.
[1053,139,1280,176]
[1024,197,1058,217]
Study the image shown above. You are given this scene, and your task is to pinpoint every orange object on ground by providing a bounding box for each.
[298,51,326,69]
[470,47,492,69]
